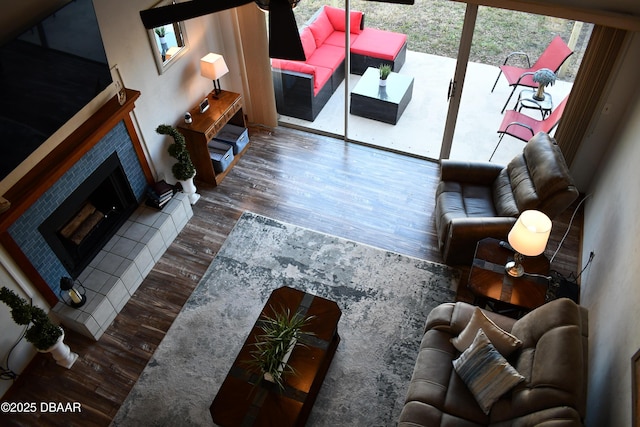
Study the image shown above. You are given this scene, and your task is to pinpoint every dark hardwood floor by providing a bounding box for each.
[2,125,583,426]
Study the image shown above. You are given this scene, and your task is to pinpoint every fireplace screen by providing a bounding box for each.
[39,153,138,278]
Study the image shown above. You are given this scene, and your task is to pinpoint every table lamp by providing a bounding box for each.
[201,53,229,98]
[505,210,551,277]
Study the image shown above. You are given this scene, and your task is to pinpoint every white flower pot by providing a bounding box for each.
[40,329,78,369]
[263,337,297,383]
[179,176,200,205]
[379,79,387,87]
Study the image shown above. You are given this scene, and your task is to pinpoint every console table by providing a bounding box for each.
[178,90,249,186]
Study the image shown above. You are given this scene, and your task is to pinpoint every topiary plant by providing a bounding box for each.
[156,124,196,181]
[0,287,62,350]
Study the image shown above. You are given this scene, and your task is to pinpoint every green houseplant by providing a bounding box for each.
[379,64,392,86]
[0,287,62,350]
[154,27,166,39]
[156,124,200,204]
[0,287,78,368]
[246,306,315,390]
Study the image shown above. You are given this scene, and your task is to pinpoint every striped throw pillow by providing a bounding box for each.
[452,328,525,414]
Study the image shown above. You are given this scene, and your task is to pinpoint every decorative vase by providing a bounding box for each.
[40,329,78,369]
[179,175,200,205]
[263,337,297,383]
[379,78,387,87]
[534,84,546,101]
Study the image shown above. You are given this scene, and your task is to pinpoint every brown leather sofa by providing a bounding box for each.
[398,298,588,426]
[434,132,579,265]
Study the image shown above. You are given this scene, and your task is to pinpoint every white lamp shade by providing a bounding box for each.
[507,210,552,256]
[201,53,229,80]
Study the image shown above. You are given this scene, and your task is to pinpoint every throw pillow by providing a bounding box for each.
[453,329,525,414]
[451,307,522,356]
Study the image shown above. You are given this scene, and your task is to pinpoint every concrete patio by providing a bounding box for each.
[277,50,573,164]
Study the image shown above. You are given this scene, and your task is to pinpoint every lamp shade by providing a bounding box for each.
[200,53,229,80]
[507,210,552,256]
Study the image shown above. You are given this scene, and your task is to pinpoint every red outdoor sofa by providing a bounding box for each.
[272,6,408,121]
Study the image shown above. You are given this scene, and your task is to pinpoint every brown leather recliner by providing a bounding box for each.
[434,132,578,265]
[398,298,589,426]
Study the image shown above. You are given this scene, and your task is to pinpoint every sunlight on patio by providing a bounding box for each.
[277,49,573,164]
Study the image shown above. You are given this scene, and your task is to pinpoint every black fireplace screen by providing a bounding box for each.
[39,153,137,278]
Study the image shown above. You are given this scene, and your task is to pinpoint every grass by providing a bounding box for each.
[293,0,590,80]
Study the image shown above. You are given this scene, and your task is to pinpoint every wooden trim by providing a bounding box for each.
[0,89,142,231]
[124,114,154,184]
[0,232,57,307]
[450,0,640,31]
[554,26,628,165]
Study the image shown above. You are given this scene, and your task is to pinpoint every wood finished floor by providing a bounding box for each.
[2,125,583,426]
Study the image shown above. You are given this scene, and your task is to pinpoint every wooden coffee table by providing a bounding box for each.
[468,238,550,314]
[209,286,342,426]
[350,67,414,125]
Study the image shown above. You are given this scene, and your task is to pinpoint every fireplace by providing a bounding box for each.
[39,153,138,278]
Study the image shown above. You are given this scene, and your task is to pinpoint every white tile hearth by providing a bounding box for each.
[52,193,193,340]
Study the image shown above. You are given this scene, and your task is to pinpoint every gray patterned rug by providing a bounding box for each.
[112,212,459,426]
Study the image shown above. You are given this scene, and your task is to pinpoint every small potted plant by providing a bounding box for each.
[532,68,556,101]
[156,124,200,204]
[154,27,168,59]
[0,287,78,368]
[246,306,314,390]
[379,64,392,86]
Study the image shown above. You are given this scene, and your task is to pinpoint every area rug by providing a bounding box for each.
[112,212,459,426]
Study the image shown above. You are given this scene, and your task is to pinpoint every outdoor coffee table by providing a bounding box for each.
[209,286,342,426]
[350,67,414,125]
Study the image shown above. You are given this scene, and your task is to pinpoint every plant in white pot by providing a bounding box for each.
[379,64,392,87]
[0,287,78,369]
[246,306,315,391]
[156,124,200,204]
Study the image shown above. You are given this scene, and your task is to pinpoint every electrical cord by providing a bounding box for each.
[549,193,592,264]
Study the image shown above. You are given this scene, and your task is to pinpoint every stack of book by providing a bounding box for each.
[146,180,175,209]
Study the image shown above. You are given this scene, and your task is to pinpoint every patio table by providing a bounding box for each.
[350,67,414,125]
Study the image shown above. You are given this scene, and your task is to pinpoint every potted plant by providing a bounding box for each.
[0,287,78,368]
[379,64,392,86]
[246,306,315,390]
[532,68,556,101]
[154,27,168,59]
[156,124,200,204]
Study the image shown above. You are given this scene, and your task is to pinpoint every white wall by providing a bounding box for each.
[580,33,640,427]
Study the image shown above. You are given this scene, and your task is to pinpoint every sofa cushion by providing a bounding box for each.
[323,31,359,48]
[523,133,574,200]
[453,329,525,415]
[451,307,522,356]
[351,28,407,61]
[300,28,316,60]
[306,44,345,73]
[271,59,332,96]
[324,5,364,34]
[308,9,334,47]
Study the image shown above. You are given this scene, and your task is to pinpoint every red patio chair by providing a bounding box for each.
[489,96,568,161]
[491,36,573,113]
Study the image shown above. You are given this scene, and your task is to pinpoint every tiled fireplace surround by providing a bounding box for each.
[4,95,192,340]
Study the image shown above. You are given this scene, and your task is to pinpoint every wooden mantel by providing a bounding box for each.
[0,89,154,306]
